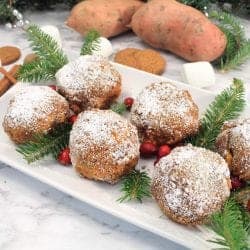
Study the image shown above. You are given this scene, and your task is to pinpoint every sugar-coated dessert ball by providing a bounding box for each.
[130,82,199,146]
[69,109,140,184]
[216,118,250,181]
[3,86,69,144]
[56,55,121,113]
[151,144,231,225]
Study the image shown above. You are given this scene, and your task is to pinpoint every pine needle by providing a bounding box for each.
[210,11,250,71]
[110,102,127,115]
[18,24,68,82]
[189,78,246,149]
[80,29,101,56]
[16,123,72,163]
[118,170,151,203]
[209,198,249,250]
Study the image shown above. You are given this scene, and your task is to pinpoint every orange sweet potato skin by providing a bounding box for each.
[66,0,144,38]
[131,0,227,62]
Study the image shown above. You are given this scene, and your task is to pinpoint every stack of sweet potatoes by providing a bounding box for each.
[66,0,227,62]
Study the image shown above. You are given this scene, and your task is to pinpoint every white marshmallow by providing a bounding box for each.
[40,25,62,48]
[92,37,113,58]
[181,61,215,88]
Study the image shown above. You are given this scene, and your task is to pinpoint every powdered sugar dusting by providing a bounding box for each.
[152,144,230,222]
[130,82,199,144]
[69,110,140,166]
[216,118,250,178]
[55,55,121,102]
[227,118,250,149]
[4,86,68,130]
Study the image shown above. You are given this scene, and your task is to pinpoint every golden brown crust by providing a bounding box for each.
[69,110,140,183]
[3,86,70,144]
[114,48,166,75]
[130,82,199,146]
[215,119,250,181]
[151,145,230,225]
[75,153,139,184]
[0,46,21,65]
[56,55,122,113]
[58,78,121,114]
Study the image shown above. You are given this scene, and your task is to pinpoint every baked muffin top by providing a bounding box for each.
[130,82,198,131]
[70,109,140,166]
[153,144,230,221]
[55,55,121,102]
[3,85,68,130]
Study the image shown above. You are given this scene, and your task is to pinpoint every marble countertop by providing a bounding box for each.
[0,10,249,250]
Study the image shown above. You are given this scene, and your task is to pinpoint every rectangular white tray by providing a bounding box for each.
[0,63,248,249]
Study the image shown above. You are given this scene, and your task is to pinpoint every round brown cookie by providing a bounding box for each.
[114,48,140,69]
[114,48,166,75]
[0,46,21,65]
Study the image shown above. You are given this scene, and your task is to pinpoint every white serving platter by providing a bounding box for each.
[0,63,249,249]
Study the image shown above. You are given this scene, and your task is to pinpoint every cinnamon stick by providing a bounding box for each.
[0,65,20,97]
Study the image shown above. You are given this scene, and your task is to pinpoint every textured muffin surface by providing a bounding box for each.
[69,109,140,183]
[215,118,250,181]
[151,144,230,225]
[56,55,121,113]
[130,82,199,145]
[3,86,69,144]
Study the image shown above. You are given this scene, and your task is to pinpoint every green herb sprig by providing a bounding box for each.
[17,123,72,163]
[80,30,101,56]
[189,78,246,149]
[209,198,249,250]
[118,170,151,203]
[110,102,127,115]
[210,11,250,71]
[18,24,68,82]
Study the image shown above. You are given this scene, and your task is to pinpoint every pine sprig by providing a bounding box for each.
[18,24,68,82]
[18,60,57,82]
[210,11,250,71]
[110,102,127,115]
[189,78,246,149]
[209,198,249,250]
[80,30,101,56]
[118,170,151,203]
[16,123,72,163]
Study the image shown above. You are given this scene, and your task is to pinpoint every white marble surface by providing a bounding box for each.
[0,10,249,250]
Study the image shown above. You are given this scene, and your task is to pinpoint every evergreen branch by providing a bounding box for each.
[188,79,246,149]
[80,29,101,56]
[210,11,250,71]
[209,198,249,250]
[16,123,72,163]
[110,102,127,115]
[18,24,68,82]
[118,170,151,203]
[18,60,57,82]
[26,24,68,64]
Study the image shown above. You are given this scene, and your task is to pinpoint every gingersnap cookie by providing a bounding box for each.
[114,48,166,75]
[0,46,21,66]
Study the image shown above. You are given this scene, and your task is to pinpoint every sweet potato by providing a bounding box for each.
[66,0,144,38]
[131,0,227,62]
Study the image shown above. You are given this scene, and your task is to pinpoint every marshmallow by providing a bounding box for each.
[41,25,62,48]
[181,61,215,88]
[92,37,113,58]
